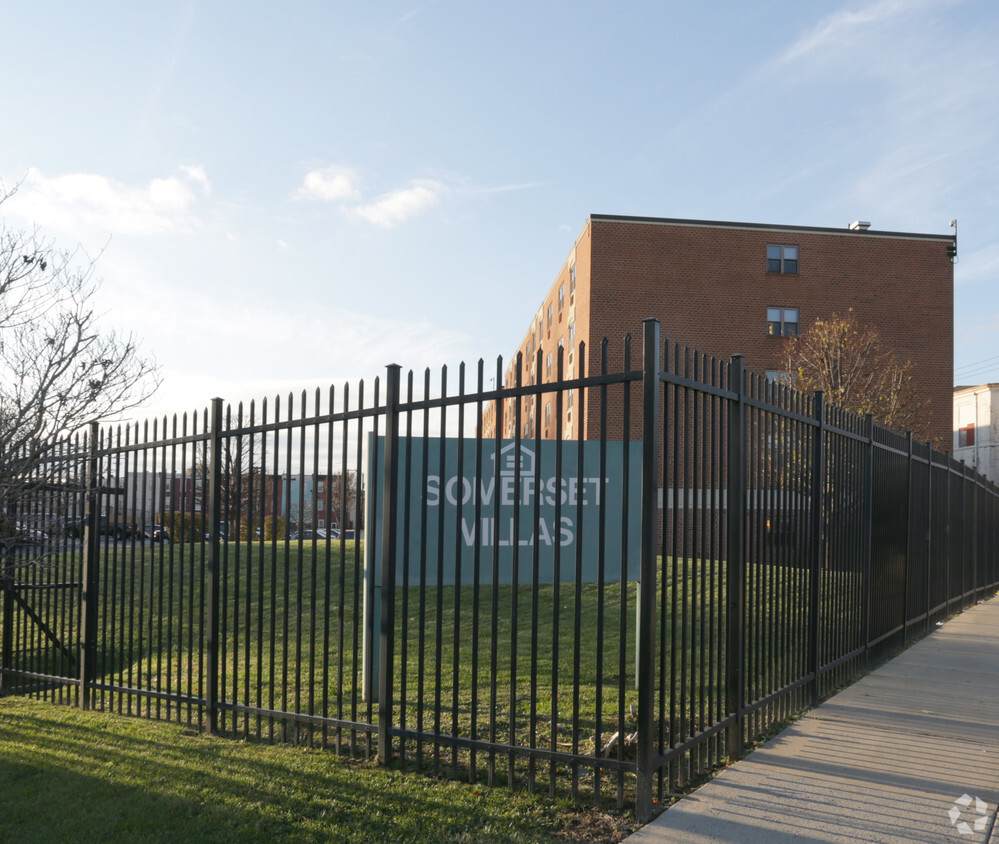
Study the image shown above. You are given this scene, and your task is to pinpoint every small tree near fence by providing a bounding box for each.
[781,309,931,442]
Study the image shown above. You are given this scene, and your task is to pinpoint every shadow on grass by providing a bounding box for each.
[0,699,570,843]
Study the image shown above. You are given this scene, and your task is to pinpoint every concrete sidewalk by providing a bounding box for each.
[627,595,999,843]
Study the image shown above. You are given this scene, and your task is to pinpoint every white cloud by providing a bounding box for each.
[128,288,471,420]
[179,164,211,196]
[294,165,449,227]
[351,179,445,227]
[296,166,360,202]
[4,167,203,236]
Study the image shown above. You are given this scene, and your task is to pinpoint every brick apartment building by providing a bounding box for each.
[485,214,955,445]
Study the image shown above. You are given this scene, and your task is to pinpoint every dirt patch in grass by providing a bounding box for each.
[553,807,639,842]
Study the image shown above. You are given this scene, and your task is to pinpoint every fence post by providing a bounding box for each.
[808,391,826,707]
[902,431,914,642]
[79,421,101,710]
[725,354,746,763]
[377,364,402,765]
[0,552,13,696]
[861,414,874,668]
[971,466,980,602]
[945,452,953,615]
[205,397,224,735]
[925,450,934,634]
[636,318,661,823]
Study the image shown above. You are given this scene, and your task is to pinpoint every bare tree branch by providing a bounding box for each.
[1,188,161,573]
[781,309,931,442]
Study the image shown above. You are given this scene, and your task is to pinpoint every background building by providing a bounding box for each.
[954,384,999,484]
[487,214,955,445]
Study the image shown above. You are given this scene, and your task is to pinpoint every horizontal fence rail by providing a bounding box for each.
[2,318,998,823]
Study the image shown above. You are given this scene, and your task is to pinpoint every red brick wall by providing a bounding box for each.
[582,217,953,445]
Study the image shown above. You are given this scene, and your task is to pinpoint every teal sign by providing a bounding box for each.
[367,436,642,585]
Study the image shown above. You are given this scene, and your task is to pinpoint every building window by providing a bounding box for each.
[767,307,799,336]
[767,245,798,273]
[568,320,575,347]
[546,352,552,378]
[567,388,574,409]
[547,303,553,329]
[545,402,551,428]
[959,423,975,448]
[569,265,576,304]
[558,284,565,310]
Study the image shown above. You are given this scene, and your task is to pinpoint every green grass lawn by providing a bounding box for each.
[2,537,865,815]
[0,696,638,843]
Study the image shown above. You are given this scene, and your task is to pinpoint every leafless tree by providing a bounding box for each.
[781,309,930,441]
[1,185,160,572]
[327,470,360,530]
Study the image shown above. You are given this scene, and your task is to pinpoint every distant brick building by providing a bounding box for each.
[486,214,954,445]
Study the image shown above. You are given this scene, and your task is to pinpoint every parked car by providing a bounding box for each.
[7,524,47,548]
[151,525,171,543]
[61,516,137,539]
[288,529,328,541]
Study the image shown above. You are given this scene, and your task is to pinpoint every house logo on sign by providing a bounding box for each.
[495,443,535,478]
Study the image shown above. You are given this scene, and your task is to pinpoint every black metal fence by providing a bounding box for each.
[2,318,996,822]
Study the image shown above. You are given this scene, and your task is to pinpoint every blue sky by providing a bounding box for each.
[1,0,996,419]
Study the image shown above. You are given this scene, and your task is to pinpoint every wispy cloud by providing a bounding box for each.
[4,166,207,236]
[129,286,471,419]
[476,181,548,195]
[295,166,361,202]
[395,2,438,26]
[179,164,211,196]
[772,0,962,70]
[351,180,446,227]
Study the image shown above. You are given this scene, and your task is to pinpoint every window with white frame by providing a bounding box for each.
[558,283,565,310]
[767,307,799,336]
[767,245,798,273]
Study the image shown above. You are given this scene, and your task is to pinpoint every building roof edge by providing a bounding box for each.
[588,213,955,241]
